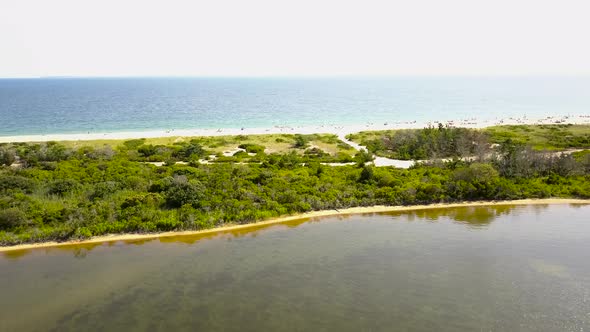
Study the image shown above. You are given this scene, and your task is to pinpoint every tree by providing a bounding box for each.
[453,163,499,184]
[48,179,81,196]
[138,144,157,157]
[238,143,265,154]
[176,140,206,159]
[359,165,375,183]
[452,163,499,199]
[165,176,205,208]
[0,175,35,193]
[0,146,16,166]
[354,149,374,166]
[293,135,309,149]
[0,208,28,230]
[581,153,590,174]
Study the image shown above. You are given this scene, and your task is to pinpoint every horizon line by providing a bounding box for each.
[2,73,590,80]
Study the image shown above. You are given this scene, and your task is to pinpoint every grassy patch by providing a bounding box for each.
[348,125,590,157]
[57,133,354,155]
[484,124,590,150]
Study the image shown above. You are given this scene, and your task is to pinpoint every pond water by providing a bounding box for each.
[1,204,589,331]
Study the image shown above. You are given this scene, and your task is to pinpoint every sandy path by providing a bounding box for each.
[337,132,416,168]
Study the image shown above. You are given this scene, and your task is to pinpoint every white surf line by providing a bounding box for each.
[2,114,588,144]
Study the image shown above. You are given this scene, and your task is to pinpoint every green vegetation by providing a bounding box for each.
[347,125,489,160]
[1,127,589,246]
[58,133,356,156]
[485,124,590,150]
[348,124,590,159]
[238,143,265,154]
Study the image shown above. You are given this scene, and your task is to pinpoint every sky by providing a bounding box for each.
[1,0,590,78]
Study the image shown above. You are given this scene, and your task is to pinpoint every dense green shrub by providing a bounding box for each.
[238,143,265,154]
[0,208,28,230]
[48,179,81,196]
[357,126,489,160]
[1,128,589,246]
[354,150,375,165]
[359,165,375,183]
[0,175,35,193]
[91,181,120,199]
[123,139,146,149]
[138,144,157,157]
[165,177,205,208]
[174,140,207,159]
[293,135,309,149]
[0,146,16,166]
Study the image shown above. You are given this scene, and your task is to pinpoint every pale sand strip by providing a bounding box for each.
[1,114,589,143]
[1,198,588,252]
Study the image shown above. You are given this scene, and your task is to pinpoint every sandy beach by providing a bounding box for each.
[1,114,589,144]
[1,198,587,253]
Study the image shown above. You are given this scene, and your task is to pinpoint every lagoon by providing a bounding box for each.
[1,204,589,331]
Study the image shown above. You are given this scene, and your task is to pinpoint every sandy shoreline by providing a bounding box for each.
[1,198,587,253]
[1,114,589,143]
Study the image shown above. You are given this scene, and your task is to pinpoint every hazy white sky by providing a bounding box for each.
[1,0,589,77]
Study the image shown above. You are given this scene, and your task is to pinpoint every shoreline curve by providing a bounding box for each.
[1,116,589,143]
[1,198,588,253]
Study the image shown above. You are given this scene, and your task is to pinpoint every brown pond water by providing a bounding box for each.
[1,204,589,331]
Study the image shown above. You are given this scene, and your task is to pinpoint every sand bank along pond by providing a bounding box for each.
[1,201,589,331]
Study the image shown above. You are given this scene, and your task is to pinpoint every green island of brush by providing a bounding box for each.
[1,124,589,247]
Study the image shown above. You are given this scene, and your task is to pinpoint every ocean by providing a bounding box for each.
[0,76,589,136]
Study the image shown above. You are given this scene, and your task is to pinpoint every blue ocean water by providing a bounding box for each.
[0,77,589,136]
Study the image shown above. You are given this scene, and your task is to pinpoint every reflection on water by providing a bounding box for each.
[1,239,117,260]
[393,204,543,227]
[2,204,542,260]
[1,203,589,332]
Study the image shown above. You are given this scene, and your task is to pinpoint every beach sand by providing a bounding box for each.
[1,198,587,253]
[1,114,589,144]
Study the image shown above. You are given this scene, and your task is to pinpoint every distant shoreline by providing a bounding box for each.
[1,114,589,143]
[1,198,588,253]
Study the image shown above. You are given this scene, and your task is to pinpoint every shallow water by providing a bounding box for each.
[1,204,589,331]
[1,77,590,135]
